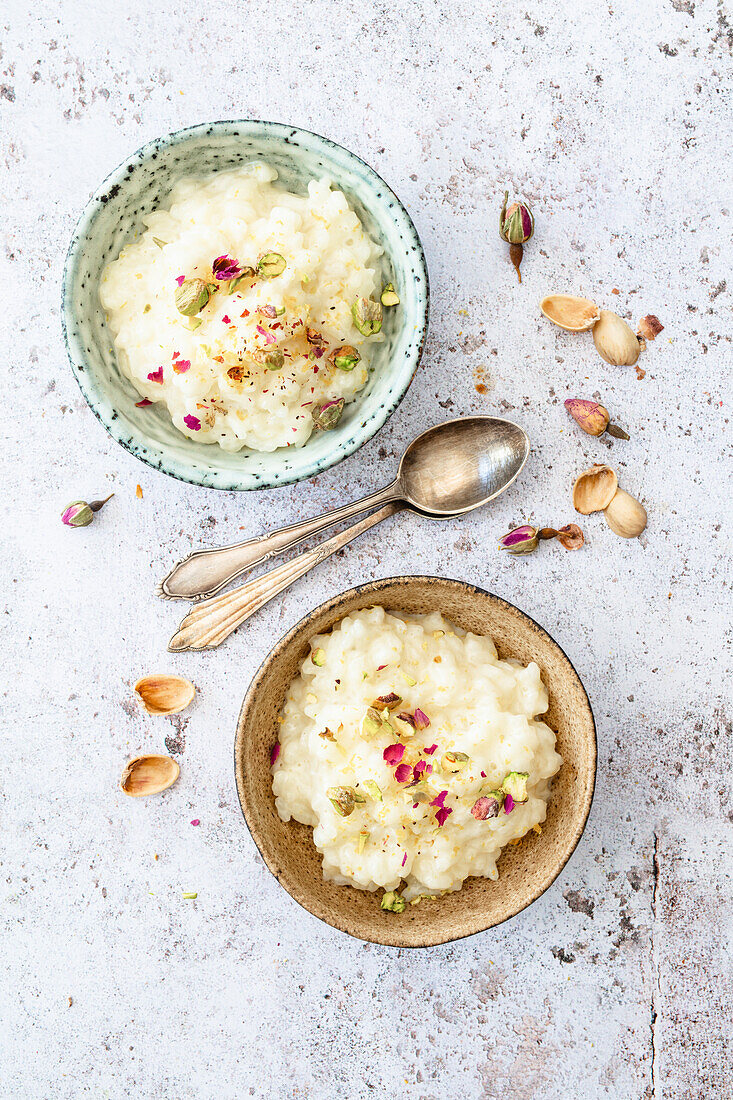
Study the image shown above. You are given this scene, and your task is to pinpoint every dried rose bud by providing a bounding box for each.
[413,708,430,731]
[175,278,211,316]
[257,252,286,277]
[499,190,534,283]
[638,314,664,341]
[61,494,113,528]
[311,397,344,431]
[331,345,361,372]
[564,398,629,440]
[556,523,585,551]
[351,297,383,336]
[380,283,400,307]
[212,254,241,281]
[498,524,539,555]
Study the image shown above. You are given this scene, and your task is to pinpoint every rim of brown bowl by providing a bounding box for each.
[234,577,596,947]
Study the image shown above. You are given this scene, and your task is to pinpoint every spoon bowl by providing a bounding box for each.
[397,416,530,515]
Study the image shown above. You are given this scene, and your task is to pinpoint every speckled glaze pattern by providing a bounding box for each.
[234,577,596,947]
[61,120,429,491]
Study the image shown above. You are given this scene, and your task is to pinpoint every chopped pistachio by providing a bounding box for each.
[362,706,393,739]
[331,345,361,371]
[471,791,504,819]
[275,306,286,316]
[352,789,366,803]
[393,713,416,739]
[311,397,344,431]
[319,728,336,742]
[311,647,326,667]
[229,268,257,292]
[187,317,203,331]
[442,751,470,773]
[254,347,284,371]
[401,671,417,687]
[182,892,198,900]
[143,304,152,314]
[380,282,400,307]
[153,237,167,249]
[361,671,369,681]
[380,891,406,913]
[358,831,369,854]
[501,771,529,803]
[371,693,402,711]
[351,296,383,336]
[258,252,286,277]
[327,786,359,817]
[362,779,383,801]
[175,278,211,317]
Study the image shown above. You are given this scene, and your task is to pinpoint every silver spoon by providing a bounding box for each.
[160,416,530,602]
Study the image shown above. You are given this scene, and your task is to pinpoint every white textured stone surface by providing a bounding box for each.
[2,2,731,1097]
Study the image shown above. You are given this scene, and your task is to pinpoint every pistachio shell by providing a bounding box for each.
[603,488,647,538]
[592,310,640,366]
[540,294,600,332]
[572,464,618,514]
[134,674,195,716]
[120,754,180,797]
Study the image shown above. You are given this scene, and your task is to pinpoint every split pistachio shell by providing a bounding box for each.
[604,488,647,538]
[592,310,640,366]
[540,294,601,332]
[120,754,180,797]
[134,674,195,716]
[572,464,618,514]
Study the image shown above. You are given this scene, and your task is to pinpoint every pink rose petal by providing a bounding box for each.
[172,359,191,374]
[147,367,164,383]
[135,398,152,407]
[504,793,515,814]
[413,760,427,779]
[190,819,200,826]
[435,806,453,827]
[183,414,201,431]
[222,314,231,324]
[376,664,387,671]
[430,790,448,809]
[270,742,281,765]
[424,743,438,755]
[175,275,185,287]
[394,763,412,784]
[383,743,405,766]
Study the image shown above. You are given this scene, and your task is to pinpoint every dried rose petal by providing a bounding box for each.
[394,763,412,783]
[556,523,585,550]
[258,304,278,318]
[183,414,201,431]
[638,314,664,341]
[172,359,191,374]
[430,790,448,809]
[135,398,152,407]
[504,793,515,814]
[147,367,164,384]
[435,806,453,827]
[222,314,231,325]
[401,851,407,867]
[175,275,185,287]
[190,819,200,826]
[270,742,280,766]
[383,743,405,766]
[413,760,428,780]
[424,743,438,755]
[413,708,430,730]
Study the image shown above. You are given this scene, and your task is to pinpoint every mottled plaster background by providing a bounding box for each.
[1,1,732,1097]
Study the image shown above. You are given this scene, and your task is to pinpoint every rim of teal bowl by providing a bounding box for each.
[61,119,430,492]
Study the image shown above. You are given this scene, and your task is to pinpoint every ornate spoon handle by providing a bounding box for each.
[167,502,403,652]
[159,481,398,601]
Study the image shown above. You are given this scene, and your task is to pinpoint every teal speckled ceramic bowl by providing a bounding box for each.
[62,121,429,491]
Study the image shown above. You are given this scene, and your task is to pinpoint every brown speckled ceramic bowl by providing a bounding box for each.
[234,577,596,947]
